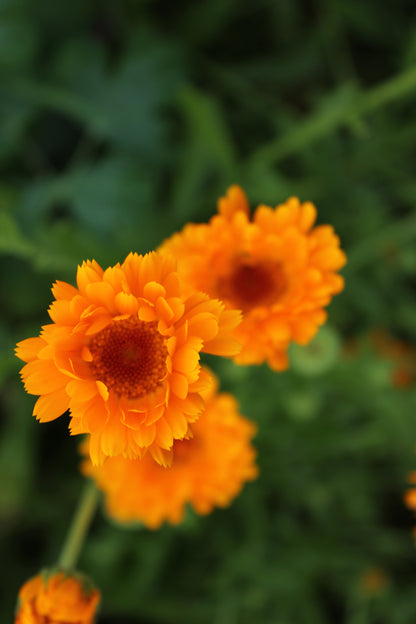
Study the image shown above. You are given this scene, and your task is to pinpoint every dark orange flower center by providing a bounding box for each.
[218,261,288,311]
[89,317,167,399]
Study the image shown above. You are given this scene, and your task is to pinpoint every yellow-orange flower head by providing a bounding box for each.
[159,185,347,370]
[82,382,258,528]
[15,570,100,624]
[16,252,241,466]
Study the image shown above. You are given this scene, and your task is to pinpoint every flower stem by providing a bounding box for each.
[250,65,416,167]
[58,480,99,571]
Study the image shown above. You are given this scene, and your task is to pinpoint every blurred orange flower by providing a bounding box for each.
[82,381,258,528]
[16,252,241,466]
[371,329,415,388]
[358,566,389,596]
[159,185,346,370]
[15,570,100,624]
[404,472,416,534]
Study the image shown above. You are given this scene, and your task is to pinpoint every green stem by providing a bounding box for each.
[250,66,416,168]
[58,481,100,571]
[357,65,416,114]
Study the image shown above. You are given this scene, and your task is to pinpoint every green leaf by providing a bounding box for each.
[171,87,238,219]
[0,211,33,258]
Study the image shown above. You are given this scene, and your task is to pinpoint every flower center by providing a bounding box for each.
[218,261,288,311]
[89,317,168,399]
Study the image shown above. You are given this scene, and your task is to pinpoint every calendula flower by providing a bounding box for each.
[404,472,416,537]
[82,378,258,528]
[16,252,241,466]
[159,185,346,370]
[15,570,100,624]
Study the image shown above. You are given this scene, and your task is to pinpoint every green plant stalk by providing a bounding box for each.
[251,66,416,168]
[58,481,100,571]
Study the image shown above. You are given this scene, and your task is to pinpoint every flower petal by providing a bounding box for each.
[33,387,69,422]
[22,360,66,395]
[15,337,47,363]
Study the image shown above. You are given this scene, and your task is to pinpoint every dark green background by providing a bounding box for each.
[1,1,416,622]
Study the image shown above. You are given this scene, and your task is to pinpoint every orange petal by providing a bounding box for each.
[22,360,67,395]
[69,415,84,435]
[202,335,241,356]
[172,345,200,374]
[143,404,166,426]
[96,381,109,401]
[299,202,317,232]
[85,281,116,311]
[165,297,185,323]
[312,248,347,270]
[217,308,242,333]
[165,406,189,438]
[175,392,205,416]
[89,433,107,466]
[33,387,69,422]
[115,292,138,315]
[170,372,189,399]
[273,202,297,228]
[138,302,157,322]
[84,314,113,336]
[155,297,174,323]
[102,265,126,292]
[190,367,216,396]
[66,379,98,402]
[76,260,103,293]
[218,185,250,220]
[138,253,157,291]
[83,400,108,432]
[291,319,319,344]
[15,337,47,363]
[132,423,156,448]
[162,271,181,297]
[149,445,173,467]
[264,318,291,342]
[267,350,289,371]
[100,418,128,457]
[155,417,173,449]
[143,281,166,302]
[51,280,79,300]
[187,313,219,341]
[122,409,146,430]
[48,300,75,325]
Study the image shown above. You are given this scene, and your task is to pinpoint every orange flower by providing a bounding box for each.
[15,570,100,624]
[82,380,258,528]
[404,472,416,534]
[159,185,346,370]
[16,252,241,466]
[358,567,389,597]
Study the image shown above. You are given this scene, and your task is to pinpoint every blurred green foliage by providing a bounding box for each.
[1,0,416,622]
